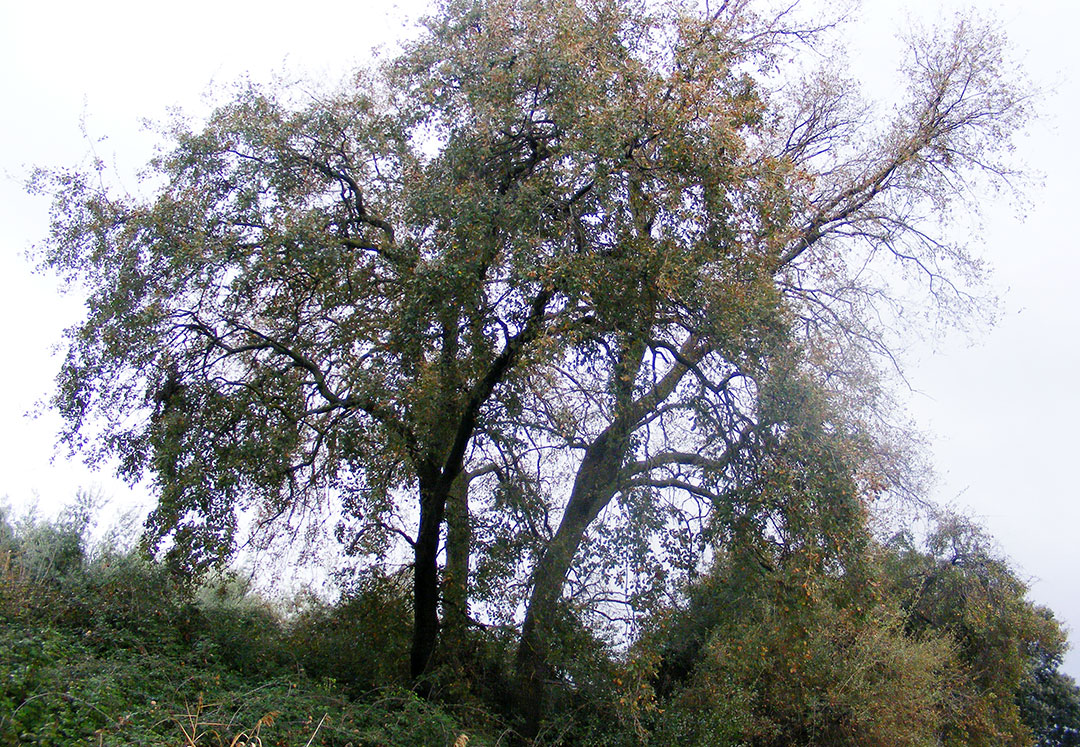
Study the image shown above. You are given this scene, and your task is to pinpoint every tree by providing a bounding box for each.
[1018,624,1080,747]
[35,0,1031,726]
[633,511,1074,747]
[881,515,1069,746]
[474,0,1031,733]
[642,549,955,746]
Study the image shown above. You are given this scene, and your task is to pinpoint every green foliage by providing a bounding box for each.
[3,489,1080,747]
[2,505,193,657]
[630,510,1080,747]
[1018,626,1080,746]
[286,571,413,697]
[189,571,293,677]
[0,506,485,746]
[881,515,1063,746]
[645,550,950,746]
[0,623,473,746]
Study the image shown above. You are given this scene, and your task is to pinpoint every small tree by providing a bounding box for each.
[882,515,1069,746]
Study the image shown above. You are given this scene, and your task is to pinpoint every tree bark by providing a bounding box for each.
[442,472,472,653]
[411,291,553,689]
[514,428,627,737]
[412,473,448,686]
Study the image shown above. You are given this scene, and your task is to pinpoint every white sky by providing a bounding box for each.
[2,0,1078,678]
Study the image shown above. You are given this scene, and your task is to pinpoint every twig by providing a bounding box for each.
[303,713,328,747]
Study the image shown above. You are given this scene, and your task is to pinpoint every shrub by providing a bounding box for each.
[287,570,412,697]
[644,550,953,746]
[0,502,485,746]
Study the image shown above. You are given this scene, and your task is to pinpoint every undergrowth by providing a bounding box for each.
[7,497,1076,746]
[0,502,486,746]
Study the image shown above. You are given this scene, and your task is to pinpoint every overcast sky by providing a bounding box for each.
[2,0,1078,677]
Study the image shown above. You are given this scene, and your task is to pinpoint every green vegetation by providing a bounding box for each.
[20,0,1080,742]
[0,503,482,746]
[4,501,1079,745]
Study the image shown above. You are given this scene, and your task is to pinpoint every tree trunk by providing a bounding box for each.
[442,472,471,653]
[412,475,448,686]
[512,334,698,736]
[514,429,626,737]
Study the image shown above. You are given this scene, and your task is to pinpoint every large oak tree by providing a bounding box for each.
[36,0,1030,729]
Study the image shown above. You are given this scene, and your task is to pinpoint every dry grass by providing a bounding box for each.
[172,695,296,747]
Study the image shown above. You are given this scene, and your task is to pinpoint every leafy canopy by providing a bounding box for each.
[34,0,1035,714]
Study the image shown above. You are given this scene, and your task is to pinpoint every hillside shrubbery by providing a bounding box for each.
[0,503,479,746]
[4,499,1080,746]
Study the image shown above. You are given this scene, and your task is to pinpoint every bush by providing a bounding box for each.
[643,550,953,746]
[0,501,486,746]
[0,620,477,746]
[188,570,293,677]
[287,570,413,697]
[0,504,190,655]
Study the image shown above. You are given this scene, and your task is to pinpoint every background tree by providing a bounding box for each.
[1018,623,1080,747]
[644,553,953,746]
[634,511,1078,747]
[881,515,1071,746]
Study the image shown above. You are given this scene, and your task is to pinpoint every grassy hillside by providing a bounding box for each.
[0,504,492,746]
